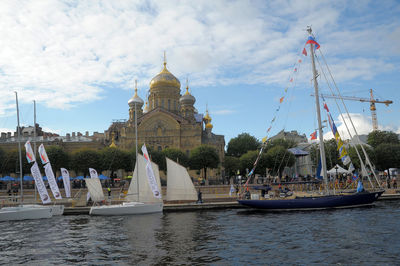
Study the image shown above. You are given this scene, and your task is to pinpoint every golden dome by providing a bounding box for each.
[204,110,211,122]
[205,122,213,129]
[150,61,180,89]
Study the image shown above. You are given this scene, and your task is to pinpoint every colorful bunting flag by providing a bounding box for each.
[280,97,284,103]
[302,47,307,56]
[290,78,293,82]
[310,131,317,140]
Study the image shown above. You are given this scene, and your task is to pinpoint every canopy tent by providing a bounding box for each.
[327,164,349,175]
[42,176,48,181]
[98,174,110,180]
[23,176,34,181]
[0,176,15,181]
[74,176,85,180]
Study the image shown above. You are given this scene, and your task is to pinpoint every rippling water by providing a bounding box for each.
[1,201,400,265]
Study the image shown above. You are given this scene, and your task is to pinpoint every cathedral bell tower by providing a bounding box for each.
[128,80,144,126]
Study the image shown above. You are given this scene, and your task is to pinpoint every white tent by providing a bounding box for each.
[327,164,349,175]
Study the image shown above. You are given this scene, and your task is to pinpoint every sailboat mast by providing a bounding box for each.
[33,100,37,202]
[134,80,139,202]
[15,92,24,203]
[307,27,329,191]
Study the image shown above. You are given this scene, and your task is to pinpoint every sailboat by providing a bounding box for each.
[165,157,197,202]
[237,27,384,211]
[0,92,52,221]
[89,154,163,215]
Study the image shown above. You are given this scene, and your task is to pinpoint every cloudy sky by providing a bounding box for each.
[0,0,399,145]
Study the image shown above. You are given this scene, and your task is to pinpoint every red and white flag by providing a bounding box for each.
[141,144,162,199]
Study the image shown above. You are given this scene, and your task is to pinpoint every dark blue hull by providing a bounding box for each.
[238,191,384,210]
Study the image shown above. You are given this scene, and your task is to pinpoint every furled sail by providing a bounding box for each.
[85,178,105,202]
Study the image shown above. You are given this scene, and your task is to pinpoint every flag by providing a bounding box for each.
[348,163,355,173]
[284,87,288,92]
[38,144,49,164]
[294,68,297,72]
[352,172,359,181]
[290,78,293,82]
[262,136,267,143]
[267,126,272,132]
[306,36,320,49]
[280,97,284,103]
[302,47,307,56]
[298,59,302,63]
[323,102,329,112]
[141,144,162,199]
[310,131,317,140]
[271,117,275,123]
[24,141,36,163]
[89,168,99,179]
[61,168,71,198]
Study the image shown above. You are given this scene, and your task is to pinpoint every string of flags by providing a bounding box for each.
[323,99,351,165]
[244,35,322,187]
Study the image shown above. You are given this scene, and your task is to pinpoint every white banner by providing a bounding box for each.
[38,144,50,164]
[24,141,36,163]
[89,168,99,179]
[31,162,51,204]
[141,144,162,199]
[44,163,62,199]
[60,168,71,198]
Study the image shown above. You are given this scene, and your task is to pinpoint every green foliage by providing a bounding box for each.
[145,147,166,171]
[374,143,400,172]
[309,139,341,170]
[189,145,220,179]
[347,145,376,170]
[266,146,295,175]
[265,138,297,150]
[42,145,70,171]
[162,148,189,167]
[367,130,399,149]
[224,156,240,177]
[239,150,270,176]
[100,147,131,172]
[70,149,102,177]
[2,149,30,175]
[226,133,260,157]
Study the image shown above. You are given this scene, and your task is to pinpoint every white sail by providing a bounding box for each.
[85,178,105,202]
[126,154,162,203]
[166,158,197,201]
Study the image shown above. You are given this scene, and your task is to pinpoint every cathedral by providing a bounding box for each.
[105,58,225,164]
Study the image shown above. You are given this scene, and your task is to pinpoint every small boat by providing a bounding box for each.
[238,27,384,211]
[0,92,53,221]
[89,153,163,216]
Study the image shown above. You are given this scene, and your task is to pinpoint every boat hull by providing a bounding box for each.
[89,202,163,216]
[0,206,53,221]
[238,191,384,211]
[23,204,65,216]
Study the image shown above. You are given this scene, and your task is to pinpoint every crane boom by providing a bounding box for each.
[312,90,393,131]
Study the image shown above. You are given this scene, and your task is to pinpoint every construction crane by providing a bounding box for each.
[317,89,393,131]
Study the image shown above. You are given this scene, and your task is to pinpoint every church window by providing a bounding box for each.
[168,99,171,110]
[157,127,162,136]
[162,99,164,108]
[156,99,159,107]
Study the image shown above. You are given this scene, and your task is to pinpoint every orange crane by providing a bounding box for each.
[318,89,393,131]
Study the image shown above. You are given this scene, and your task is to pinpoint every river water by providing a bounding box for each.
[1,200,399,265]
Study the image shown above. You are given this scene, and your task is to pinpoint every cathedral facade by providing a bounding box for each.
[105,59,225,164]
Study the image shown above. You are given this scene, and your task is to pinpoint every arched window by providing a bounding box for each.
[168,99,171,110]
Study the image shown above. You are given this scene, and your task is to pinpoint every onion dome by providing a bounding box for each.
[150,60,180,89]
[128,80,144,108]
[143,101,150,113]
[205,121,213,129]
[179,85,196,105]
[204,110,211,122]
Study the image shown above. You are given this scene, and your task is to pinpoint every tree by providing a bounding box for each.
[226,133,260,157]
[70,149,102,177]
[145,147,166,171]
[189,145,220,180]
[266,146,295,176]
[100,147,130,173]
[347,145,376,170]
[367,130,399,149]
[374,143,400,176]
[42,146,70,173]
[224,156,240,178]
[2,149,30,176]
[239,150,270,176]
[162,148,189,167]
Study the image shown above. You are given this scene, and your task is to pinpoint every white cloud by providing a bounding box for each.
[0,0,398,117]
[213,109,235,115]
